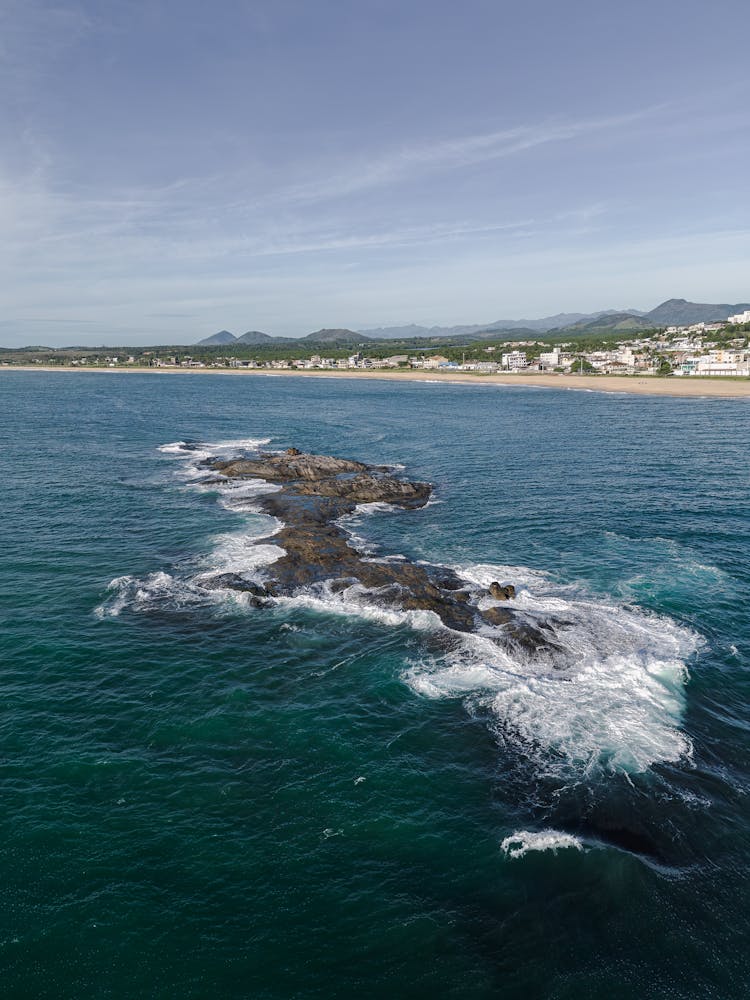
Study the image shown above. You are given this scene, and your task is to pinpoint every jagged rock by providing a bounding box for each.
[201,573,269,602]
[211,452,369,483]
[295,473,430,506]
[204,448,560,658]
[480,606,513,626]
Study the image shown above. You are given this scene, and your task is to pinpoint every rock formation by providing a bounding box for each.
[202,449,562,659]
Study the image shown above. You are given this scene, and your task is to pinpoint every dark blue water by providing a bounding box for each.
[2,371,749,998]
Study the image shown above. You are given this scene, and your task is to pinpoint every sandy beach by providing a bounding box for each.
[3,364,750,398]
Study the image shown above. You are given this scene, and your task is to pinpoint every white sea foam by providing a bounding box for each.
[354,501,401,515]
[403,562,700,777]
[206,533,285,576]
[98,437,285,617]
[96,533,287,616]
[501,829,584,859]
[157,441,191,454]
[272,579,442,632]
[213,479,281,513]
[95,571,216,617]
[164,436,285,572]
[157,436,272,472]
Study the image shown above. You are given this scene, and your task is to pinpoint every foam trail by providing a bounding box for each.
[501,830,584,859]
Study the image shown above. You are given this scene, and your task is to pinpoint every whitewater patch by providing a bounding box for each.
[501,829,584,860]
[211,480,282,514]
[272,579,443,632]
[403,562,700,777]
[158,436,271,459]
[95,571,219,618]
[97,437,283,618]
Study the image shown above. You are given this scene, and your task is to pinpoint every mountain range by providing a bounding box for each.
[196,299,750,347]
[197,327,372,346]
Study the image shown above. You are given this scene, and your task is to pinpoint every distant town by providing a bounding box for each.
[8,309,750,379]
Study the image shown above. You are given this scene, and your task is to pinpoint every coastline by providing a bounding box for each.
[3,364,750,398]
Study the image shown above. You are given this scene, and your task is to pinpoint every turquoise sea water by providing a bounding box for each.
[2,371,749,998]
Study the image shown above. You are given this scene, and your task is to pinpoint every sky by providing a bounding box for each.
[1,0,749,346]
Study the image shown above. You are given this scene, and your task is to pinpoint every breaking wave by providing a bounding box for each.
[157,437,271,460]
[501,829,584,859]
[403,562,700,777]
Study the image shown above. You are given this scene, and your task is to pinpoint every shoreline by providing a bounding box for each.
[3,364,750,398]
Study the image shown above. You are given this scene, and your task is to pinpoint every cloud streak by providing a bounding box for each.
[276,106,667,205]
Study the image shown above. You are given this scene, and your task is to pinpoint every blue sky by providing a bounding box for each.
[1,0,749,345]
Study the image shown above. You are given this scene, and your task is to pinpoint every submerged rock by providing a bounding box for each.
[201,572,268,596]
[206,447,560,658]
[200,573,271,607]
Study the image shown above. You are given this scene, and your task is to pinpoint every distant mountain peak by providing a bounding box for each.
[236,330,274,344]
[645,299,750,325]
[197,329,237,345]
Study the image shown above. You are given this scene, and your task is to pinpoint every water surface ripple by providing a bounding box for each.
[1,372,749,998]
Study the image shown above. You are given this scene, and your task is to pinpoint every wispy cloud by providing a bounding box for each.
[277,106,666,205]
[238,217,540,258]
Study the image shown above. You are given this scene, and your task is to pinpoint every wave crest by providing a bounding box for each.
[501,829,584,859]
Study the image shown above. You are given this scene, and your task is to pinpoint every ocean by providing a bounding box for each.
[1,371,749,998]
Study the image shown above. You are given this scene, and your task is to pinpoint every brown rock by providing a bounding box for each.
[200,448,557,659]
[479,606,512,626]
[295,472,431,507]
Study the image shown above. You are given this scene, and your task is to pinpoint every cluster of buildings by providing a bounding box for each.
[132,338,750,378]
[51,316,750,378]
[69,354,137,366]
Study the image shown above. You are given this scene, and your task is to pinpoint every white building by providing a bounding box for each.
[501,350,527,370]
[728,310,750,324]
[694,361,750,376]
[539,349,561,369]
